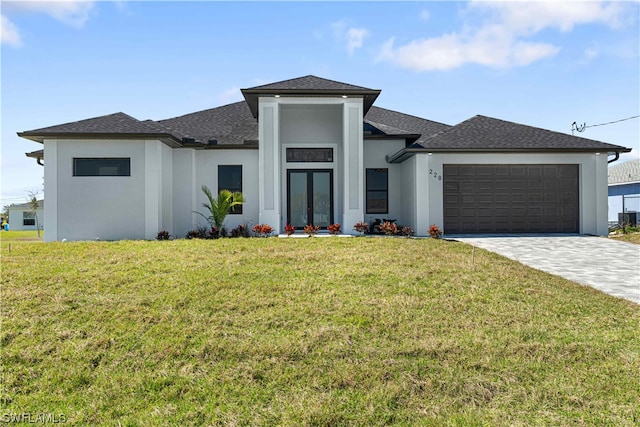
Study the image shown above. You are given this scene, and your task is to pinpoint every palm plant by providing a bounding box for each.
[196,185,244,231]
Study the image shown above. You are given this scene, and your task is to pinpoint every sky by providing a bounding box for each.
[2,0,639,207]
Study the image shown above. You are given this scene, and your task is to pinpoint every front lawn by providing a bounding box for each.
[0,230,43,242]
[2,238,638,426]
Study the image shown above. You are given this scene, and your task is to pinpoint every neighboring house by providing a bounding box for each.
[18,75,631,241]
[608,159,640,223]
[8,200,44,231]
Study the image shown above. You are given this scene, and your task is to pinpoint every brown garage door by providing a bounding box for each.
[443,164,579,234]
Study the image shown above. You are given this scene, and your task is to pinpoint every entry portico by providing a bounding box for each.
[242,79,380,233]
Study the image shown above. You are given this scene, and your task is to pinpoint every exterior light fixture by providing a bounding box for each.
[342,95,348,98]
[274,95,280,98]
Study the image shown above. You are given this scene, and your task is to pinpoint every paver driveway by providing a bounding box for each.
[450,235,640,304]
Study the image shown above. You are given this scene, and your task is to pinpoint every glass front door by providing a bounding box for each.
[287,170,333,229]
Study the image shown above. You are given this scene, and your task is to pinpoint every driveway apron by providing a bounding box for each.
[450,235,640,304]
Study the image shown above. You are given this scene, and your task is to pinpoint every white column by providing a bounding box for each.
[258,98,281,233]
[342,100,364,233]
[43,139,58,241]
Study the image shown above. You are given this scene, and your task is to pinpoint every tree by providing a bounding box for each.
[27,191,41,238]
[195,185,244,231]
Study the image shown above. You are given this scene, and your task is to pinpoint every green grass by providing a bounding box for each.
[0,230,43,242]
[2,238,638,426]
[610,232,640,245]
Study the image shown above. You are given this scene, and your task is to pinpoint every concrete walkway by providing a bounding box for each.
[449,235,640,304]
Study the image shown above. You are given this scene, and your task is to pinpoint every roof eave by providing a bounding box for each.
[241,88,381,118]
[16,132,183,147]
[387,147,633,164]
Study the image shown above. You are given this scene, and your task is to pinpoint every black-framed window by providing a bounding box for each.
[286,148,333,162]
[73,158,130,176]
[218,165,243,214]
[366,168,388,214]
[23,212,35,226]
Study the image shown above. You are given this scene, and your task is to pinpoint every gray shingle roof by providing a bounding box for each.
[158,101,257,146]
[17,76,632,157]
[18,112,182,144]
[364,107,451,144]
[608,159,640,185]
[247,75,376,92]
[241,75,381,118]
[418,115,630,152]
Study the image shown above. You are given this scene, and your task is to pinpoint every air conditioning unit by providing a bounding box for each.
[618,211,638,226]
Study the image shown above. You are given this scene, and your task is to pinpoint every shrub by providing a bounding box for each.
[230,224,250,238]
[429,224,443,239]
[327,223,341,235]
[185,226,209,239]
[156,230,171,240]
[195,185,244,231]
[378,221,398,236]
[253,224,273,237]
[353,221,369,234]
[400,226,414,237]
[304,224,320,235]
[284,223,296,236]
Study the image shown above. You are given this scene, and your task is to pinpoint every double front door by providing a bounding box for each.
[287,170,333,229]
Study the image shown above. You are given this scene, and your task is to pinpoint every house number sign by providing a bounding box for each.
[429,169,442,181]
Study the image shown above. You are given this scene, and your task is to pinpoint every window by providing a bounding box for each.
[23,211,35,226]
[366,168,388,214]
[218,165,243,214]
[286,148,333,162]
[73,158,130,176]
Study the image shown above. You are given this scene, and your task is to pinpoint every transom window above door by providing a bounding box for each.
[286,148,333,163]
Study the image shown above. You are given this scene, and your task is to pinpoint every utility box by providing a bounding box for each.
[618,211,638,226]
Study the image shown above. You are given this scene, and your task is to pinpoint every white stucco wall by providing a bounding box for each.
[48,139,148,241]
[172,149,197,238]
[416,152,609,236]
[363,139,406,226]
[7,207,44,231]
[193,149,259,233]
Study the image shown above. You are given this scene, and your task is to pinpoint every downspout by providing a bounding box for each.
[607,152,620,164]
[37,157,44,166]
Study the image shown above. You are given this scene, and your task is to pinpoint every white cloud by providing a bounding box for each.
[346,27,369,55]
[377,1,631,71]
[5,1,96,28]
[1,15,22,47]
[331,20,369,55]
[470,1,626,34]
[420,9,430,22]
